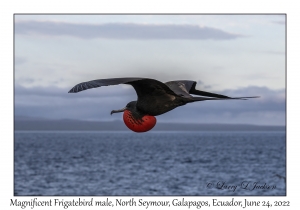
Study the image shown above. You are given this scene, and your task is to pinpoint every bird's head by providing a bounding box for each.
[110,101,137,115]
[111,101,156,133]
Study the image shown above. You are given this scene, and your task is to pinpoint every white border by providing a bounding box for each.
[1,0,298,209]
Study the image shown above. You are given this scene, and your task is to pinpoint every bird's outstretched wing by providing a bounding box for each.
[165,80,259,99]
[68,77,177,98]
[68,77,145,93]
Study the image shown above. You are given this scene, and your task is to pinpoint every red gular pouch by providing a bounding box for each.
[123,110,156,132]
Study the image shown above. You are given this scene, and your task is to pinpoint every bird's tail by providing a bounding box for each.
[191,96,260,102]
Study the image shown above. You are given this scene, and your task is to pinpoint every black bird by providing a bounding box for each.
[69,77,258,132]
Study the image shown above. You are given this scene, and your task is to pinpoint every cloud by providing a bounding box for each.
[272,20,285,25]
[15,56,27,65]
[14,84,285,125]
[15,83,136,99]
[15,21,244,40]
[261,50,285,55]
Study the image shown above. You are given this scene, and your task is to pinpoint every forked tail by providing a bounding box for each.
[191,96,260,102]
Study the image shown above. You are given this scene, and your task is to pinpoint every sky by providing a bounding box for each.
[14,14,286,125]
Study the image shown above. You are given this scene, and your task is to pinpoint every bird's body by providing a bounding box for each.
[69,77,258,132]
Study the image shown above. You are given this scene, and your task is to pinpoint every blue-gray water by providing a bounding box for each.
[14,131,286,196]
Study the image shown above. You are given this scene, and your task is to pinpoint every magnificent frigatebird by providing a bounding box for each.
[69,77,258,132]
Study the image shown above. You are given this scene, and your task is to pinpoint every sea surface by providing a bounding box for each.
[14,131,286,196]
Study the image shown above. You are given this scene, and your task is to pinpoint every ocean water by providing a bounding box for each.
[14,131,286,196]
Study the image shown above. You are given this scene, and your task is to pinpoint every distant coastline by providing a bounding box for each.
[14,116,285,132]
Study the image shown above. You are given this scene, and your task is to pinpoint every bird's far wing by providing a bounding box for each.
[164,80,194,98]
[165,80,231,98]
[68,77,146,93]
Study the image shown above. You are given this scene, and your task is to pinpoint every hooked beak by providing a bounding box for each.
[110,107,127,115]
